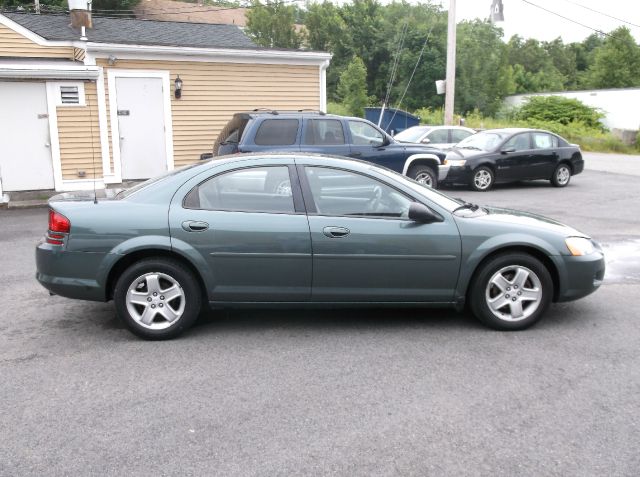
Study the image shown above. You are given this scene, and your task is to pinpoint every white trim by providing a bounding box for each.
[107,69,174,180]
[95,67,113,181]
[45,82,64,191]
[402,154,443,176]
[0,14,79,47]
[0,63,99,80]
[60,178,106,192]
[88,43,332,66]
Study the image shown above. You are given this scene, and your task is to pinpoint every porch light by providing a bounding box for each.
[174,75,183,99]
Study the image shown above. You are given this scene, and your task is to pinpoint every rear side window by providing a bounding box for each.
[303,119,346,145]
[532,132,558,149]
[451,129,473,143]
[184,166,294,214]
[254,119,299,146]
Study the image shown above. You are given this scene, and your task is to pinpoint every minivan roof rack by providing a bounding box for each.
[297,109,326,115]
[252,108,279,115]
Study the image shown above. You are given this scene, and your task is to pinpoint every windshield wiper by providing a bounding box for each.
[453,201,480,213]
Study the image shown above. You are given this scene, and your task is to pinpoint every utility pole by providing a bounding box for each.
[444,0,456,125]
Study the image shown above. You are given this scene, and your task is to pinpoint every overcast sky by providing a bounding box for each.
[449,0,640,43]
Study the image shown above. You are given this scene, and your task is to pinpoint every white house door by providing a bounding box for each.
[115,77,168,180]
[0,82,55,191]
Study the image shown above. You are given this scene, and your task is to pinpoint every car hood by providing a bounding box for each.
[392,142,446,159]
[445,147,491,160]
[470,206,588,237]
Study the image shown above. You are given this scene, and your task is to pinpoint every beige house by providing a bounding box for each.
[0,12,330,197]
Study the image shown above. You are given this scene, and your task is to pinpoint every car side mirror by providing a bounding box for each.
[421,138,431,144]
[501,147,515,154]
[408,202,442,223]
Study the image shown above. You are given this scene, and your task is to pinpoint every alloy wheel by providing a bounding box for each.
[485,265,543,322]
[474,169,492,190]
[125,272,186,330]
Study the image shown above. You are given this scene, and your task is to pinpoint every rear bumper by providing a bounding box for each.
[555,251,605,302]
[35,242,108,302]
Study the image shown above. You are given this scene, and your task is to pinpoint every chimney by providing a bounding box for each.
[68,0,92,30]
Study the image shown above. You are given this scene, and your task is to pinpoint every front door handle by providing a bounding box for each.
[182,220,209,232]
[323,226,350,238]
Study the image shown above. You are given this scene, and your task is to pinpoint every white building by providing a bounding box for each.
[505,88,640,132]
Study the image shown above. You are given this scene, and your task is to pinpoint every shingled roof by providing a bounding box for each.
[4,12,257,49]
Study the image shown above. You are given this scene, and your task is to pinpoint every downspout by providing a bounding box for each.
[319,59,330,113]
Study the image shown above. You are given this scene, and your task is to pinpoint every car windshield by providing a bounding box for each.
[372,165,463,212]
[456,131,509,151]
[394,126,431,143]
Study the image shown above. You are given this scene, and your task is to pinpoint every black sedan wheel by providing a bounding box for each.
[114,258,202,340]
[408,165,437,188]
[470,166,494,191]
[551,163,572,187]
[469,253,553,330]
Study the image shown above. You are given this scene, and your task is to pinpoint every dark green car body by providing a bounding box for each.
[36,154,604,336]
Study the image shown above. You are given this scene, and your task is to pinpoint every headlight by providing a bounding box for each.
[445,159,466,167]
[565,236,595,256]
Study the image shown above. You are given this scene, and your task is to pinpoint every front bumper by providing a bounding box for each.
[36,241,108,302]
[555,251,605,302]
[440,166,473,185]
[437,164,450,182]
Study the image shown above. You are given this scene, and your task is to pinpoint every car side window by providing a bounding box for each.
[504,133,531,151]
[184,166,294,213]
[304,167,413,218]
[254,119,299,146]
[532,132,558,149]
[427,129,449,143]
[303,119,346,145]
[451,129,473,143]
[348,121,385,147]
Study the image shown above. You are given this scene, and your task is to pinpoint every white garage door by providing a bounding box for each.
[0,82,55,191]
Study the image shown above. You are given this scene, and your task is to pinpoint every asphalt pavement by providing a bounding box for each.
[0,153,639,476]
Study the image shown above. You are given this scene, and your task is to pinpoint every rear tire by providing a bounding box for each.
[408,165,437,188]
[469,253,553,330]
[470,166,494,191]
[114,258,202,340]
[551,163,571,187]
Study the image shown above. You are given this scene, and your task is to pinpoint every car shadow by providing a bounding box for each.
[440,180,556,193]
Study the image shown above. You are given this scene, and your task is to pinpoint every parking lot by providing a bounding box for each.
[1,153,639,476]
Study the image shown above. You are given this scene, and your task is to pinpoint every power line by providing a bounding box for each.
[559,0,640,30]
[518,0,612,38]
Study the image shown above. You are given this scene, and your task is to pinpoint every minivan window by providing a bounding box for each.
[254,119,299,146]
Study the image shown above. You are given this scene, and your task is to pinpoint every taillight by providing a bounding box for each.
[47,209,70,245]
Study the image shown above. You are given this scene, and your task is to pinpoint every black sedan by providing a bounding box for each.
[440,128,583,191]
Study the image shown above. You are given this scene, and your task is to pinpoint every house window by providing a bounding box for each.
[54,82,86,107]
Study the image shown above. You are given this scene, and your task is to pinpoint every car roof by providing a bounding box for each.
[232,110,365,121]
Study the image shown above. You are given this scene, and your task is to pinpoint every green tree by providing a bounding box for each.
[337,56,370,117]
[585,27,640,88]
[245,0,303,49]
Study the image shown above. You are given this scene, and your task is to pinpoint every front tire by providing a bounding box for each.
[469,253,553,330]
[470,166,494,191]
[551,163,571,187]
[408,165,437,188]
[114,258,202,340]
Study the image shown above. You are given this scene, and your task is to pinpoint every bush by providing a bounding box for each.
[515,96,605,130]
[326,102,350,116]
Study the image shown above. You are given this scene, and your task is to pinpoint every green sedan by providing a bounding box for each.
[36,154,605,339]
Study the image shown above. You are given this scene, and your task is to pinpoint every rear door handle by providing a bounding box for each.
[323,226,350,238]
[182,220,209,232]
